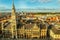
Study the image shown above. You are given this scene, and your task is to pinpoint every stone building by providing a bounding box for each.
[40,23,47,39]
[18,23,40,38]
[50,24,60,40]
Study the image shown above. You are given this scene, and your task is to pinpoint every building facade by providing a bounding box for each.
[40,23,47,39]
[50,24,60,40]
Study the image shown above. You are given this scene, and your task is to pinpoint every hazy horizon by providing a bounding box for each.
[0,8,60,12]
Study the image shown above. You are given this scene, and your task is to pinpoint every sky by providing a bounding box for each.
[0,0,60,9]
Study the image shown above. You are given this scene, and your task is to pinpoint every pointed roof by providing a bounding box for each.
[40,23,47,29]
[32,23,40,30]
[52,24,60,34]
[24,23,34,29]
[33,23,38,28]
[24,23,39,30]
[12,0,15,11]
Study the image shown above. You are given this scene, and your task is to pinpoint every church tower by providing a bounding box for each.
[11,0,17,38]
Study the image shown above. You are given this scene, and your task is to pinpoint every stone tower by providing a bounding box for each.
[11,0,17,38]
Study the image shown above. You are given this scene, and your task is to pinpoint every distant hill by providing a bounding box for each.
[0,8,60,12]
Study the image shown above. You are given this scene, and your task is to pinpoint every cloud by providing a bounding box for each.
[27,0,52,3]
[58,0,60,4]
[16,0,28,9]
[0,4,10,9]
[0,5,6,9]
[38,0,51,3]
[18,4,28,9]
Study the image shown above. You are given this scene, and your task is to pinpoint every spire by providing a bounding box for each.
[12,0,15,11]
[33,23,38,28]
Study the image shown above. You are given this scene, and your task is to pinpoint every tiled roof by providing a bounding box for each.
[52,25,60,34]
[40,24,47,29]
[24,23,34,29]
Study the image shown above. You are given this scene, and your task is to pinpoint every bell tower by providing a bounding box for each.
[11,0,17,38]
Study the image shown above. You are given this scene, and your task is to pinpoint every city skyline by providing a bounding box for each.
[0,0,60,9]
[0,0,60,40]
